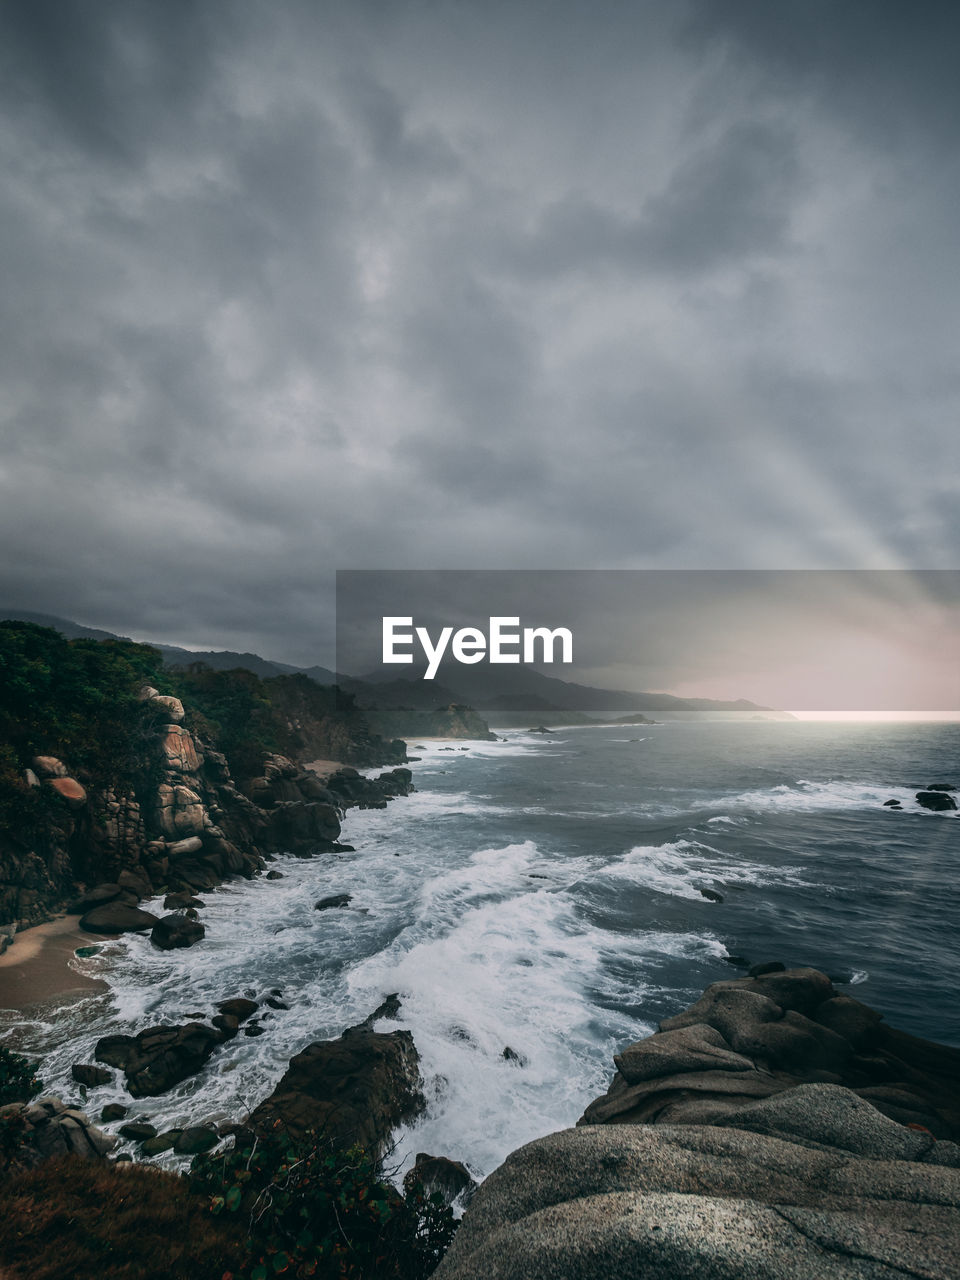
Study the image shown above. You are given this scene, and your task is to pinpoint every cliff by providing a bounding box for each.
[0,621,409,932]
[436,968,960,1280]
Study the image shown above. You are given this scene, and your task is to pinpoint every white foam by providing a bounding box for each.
[601,839,813,901]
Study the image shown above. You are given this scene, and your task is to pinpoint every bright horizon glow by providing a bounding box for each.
[788,710,960,722]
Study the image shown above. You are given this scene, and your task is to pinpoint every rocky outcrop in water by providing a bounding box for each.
[579,967,960,1136]
[250,998,424,1160]
[436,969,960,1280]
[94,1022,226,1098]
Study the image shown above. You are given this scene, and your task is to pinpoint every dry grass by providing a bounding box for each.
[0,1155,244,1280]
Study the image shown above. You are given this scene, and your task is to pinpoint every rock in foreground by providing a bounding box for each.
[436,968,960,1280]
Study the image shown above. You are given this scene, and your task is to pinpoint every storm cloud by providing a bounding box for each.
[0,0,957,673]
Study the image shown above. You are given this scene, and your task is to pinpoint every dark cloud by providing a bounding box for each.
[0,0,956,678]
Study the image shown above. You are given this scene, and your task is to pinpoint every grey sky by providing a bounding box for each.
[1,1,957,677]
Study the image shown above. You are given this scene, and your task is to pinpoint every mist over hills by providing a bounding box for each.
[0,609,790,719]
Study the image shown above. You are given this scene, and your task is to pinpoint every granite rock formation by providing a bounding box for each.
[436,969,960,1280]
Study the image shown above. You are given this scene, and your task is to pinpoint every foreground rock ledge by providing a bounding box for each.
[435,969,960,1280]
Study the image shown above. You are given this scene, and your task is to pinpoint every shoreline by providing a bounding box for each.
[0,915,109,1011]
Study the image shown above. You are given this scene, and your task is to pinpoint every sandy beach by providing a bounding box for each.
[0,916,109,1011]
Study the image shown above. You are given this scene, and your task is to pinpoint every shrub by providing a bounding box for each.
[190,1124,457,1279]
[0,1045,42,1105]
[0,1155,246,1280]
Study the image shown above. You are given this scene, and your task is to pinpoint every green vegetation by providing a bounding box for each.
[170,662,282,782]
[0,621,167,836]
[0,1045,42,1105]
[190,1123,457,1279]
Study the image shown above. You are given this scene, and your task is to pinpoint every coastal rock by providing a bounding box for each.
[439,973,960,1280]
[94,1022,224,1097]
[315,893,352,910]
[151,912,205,950]
[0,1096,117,1169]
[174,1125,218,1154]
[67,882,123,913]
[163,891,204,910]
[117,868,152,899]
[582,969,960,1137]
[404,1153,477,1206]
[250,1009,424,1159]
[160,724,201,773]
[71,1064,113,1088]
[217,997,258,1022]
[119,1121,157,1141]
[916,790,958,811]
[433,1107,960,1280]
[79,902,160,934]
[155,784,205,839]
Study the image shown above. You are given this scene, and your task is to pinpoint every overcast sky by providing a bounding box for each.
[1,0,957,686]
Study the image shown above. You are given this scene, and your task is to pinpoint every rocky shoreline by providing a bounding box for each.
[435,966,960,1279]
[6,965,960,1278]
[1,680,413,953]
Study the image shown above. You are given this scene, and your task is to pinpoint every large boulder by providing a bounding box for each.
[94,1022,224,1097]
[916,790,958,812]
[45,776,87,808]
[250,1009,424,1159]
[149,694,185,723]
[434,1102,960,1280]
[0,1097,117,1170]
[151,913,205,950]
[160,724,201,773]
[580,968,960,1136]
[79,903,160,934]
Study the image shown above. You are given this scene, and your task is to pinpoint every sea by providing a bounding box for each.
[3,719,958,1185]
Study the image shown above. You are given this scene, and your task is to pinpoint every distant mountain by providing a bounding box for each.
[0,608,793,720]
[357,657,792,718]
[0,609,338,684]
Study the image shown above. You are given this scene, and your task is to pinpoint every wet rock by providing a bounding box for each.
[217,997,258,1022]
[119,1122,157,1141]
[141,1130,181,1156]
[212,1013,239,1037]
[315,893,352,910]
[250,1007,424,1159]
[80,903,160,934]
[404,1153,477,1206]
[265,870,284,879]
[100,1103,127,1122]
[883,798,902,807]
[94,1022,224,1097]
[174,1126,218,1154]
[244,1024,266,1037]
[748,961,786,978]
[699,887,724,903]
[71,1064,113,1088]
[916,790,958,811]
[151,913,205,950]
[502,1047,527,1066]
[163,891,205,910]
